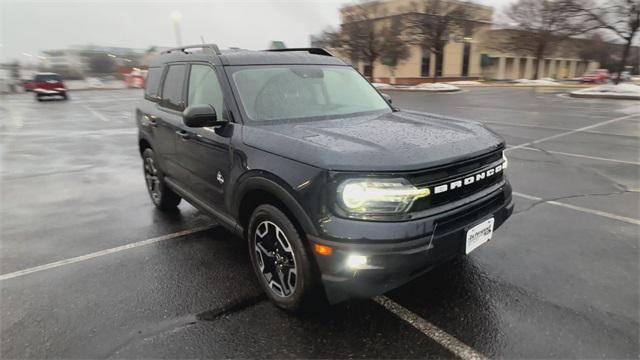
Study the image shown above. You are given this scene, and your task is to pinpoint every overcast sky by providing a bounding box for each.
[0,0,515,64]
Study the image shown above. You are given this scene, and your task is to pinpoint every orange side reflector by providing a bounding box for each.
[314,244,333,256]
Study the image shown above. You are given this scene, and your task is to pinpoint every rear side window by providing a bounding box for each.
[160,64,187,110]
[144,67,163,100]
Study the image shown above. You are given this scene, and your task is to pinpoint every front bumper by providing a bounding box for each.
[308,181,513,304]
[34,88,66,95]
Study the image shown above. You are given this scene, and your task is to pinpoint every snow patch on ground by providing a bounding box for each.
[407,83,461,91]
[513,78,561,86]
[372,82,393,89]
[445,80,485,86]
[571,83,640,99]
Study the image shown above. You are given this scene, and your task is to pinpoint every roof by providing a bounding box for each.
[149,49,346,67]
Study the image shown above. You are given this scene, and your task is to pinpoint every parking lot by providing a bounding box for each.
[1,87,638,358]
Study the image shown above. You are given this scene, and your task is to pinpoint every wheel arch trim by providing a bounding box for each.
[233,173,318,237]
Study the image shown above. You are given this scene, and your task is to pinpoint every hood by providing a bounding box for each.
[242,110,505,172]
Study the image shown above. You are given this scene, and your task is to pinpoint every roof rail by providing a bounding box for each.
[264,48,333,57]
[161,44,222,55]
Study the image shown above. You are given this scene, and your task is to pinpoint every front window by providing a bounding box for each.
[229,65,391,122]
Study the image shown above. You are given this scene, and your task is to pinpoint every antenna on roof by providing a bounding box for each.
[200,36,205,45]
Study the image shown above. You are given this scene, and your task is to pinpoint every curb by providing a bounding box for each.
[569,92,640,100]
[383,88,462,93]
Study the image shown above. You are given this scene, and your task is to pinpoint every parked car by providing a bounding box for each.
[581,69,610,83]
[32,73,67,100]
[126,69,147,88]
[136,45,513,311]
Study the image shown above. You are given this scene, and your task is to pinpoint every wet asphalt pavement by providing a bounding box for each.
[1,88,638,358]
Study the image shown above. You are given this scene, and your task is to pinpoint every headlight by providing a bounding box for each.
[502,151,508,169]
[337,178,430,216]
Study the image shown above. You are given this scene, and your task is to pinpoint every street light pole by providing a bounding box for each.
[170,11,183,47]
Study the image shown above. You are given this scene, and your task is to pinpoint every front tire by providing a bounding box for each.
[142,148,181,211]
[248,204,325,312]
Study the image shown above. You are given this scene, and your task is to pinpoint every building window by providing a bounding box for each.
[435,51,444,77]
[363,63,373,78]
[421,49,430,77]
[462,42,471,77]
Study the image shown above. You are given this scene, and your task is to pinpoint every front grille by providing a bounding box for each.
[406,149,504,212]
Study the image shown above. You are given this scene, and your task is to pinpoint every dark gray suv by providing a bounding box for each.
[137,44,513,311]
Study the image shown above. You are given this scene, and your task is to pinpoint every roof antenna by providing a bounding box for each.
[200,36,205,45]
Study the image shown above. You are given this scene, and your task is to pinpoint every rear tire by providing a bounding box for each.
[248,204,326,312]
[142,148,181,211]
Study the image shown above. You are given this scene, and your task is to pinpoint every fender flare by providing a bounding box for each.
[233,173,318,237]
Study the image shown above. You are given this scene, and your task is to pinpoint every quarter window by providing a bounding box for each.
[160,64,187,110]
[144,67,163,100]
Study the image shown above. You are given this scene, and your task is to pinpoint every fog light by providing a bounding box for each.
[346,254,368,269]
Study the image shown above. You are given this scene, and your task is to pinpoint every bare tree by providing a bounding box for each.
[313,2,411,80]
[564,0,640,83]
[494,0,581,79]
[379,18,411,83]
[311,27,343,50]
[576,33,621,71]
[337,2,388,78]
[405,0,475,82]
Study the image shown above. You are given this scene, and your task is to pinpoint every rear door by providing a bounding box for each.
[175,63,233,208]
[153,64,188,178]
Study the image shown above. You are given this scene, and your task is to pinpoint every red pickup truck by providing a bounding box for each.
[32,73,68,101]
[581,69,610,84]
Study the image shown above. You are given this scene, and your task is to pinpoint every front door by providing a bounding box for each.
[176,63,232,209]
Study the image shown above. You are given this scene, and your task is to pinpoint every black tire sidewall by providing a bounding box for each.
[248,204,319,311]
[141,148,180,209]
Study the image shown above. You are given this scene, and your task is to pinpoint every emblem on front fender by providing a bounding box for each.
[216,171,224,185]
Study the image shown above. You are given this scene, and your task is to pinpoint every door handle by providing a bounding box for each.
[176,130,190,140]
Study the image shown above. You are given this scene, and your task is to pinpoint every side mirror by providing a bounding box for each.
[381,93,392,104]
[182,105,227,128]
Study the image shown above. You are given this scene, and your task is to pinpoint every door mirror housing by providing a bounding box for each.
[182,105,227,128]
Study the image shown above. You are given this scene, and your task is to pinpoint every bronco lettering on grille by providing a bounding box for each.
[433,164,503,195]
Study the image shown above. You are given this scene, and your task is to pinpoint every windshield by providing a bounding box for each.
[34,74,62,82]
[229,65,391,122]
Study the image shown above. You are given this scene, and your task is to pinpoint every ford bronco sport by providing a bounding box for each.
[137,44,513,311]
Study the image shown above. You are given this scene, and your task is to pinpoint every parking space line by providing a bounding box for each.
[374,296,487,360]
[507,113,640,151]
[513,146,640,165]
[513,192,640,225]
[455,105,611,118]
[481,120,640,139]
[83,105,110,122]
[0,225,215,281]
